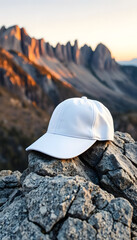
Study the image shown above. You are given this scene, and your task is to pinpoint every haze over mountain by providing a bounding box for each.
[0,24,137,113]
[118,58,137,67]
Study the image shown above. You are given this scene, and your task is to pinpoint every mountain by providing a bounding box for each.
[0,25,137,112]
[0,45,81,110]
[0,24,137,171]
[118,58,137,67]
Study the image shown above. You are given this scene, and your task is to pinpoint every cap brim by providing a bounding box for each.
[25,132,96,159]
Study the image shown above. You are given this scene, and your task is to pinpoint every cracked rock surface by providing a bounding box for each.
[0,131,137,239]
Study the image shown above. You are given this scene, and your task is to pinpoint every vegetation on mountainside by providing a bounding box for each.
[0,124,32,171]
[0,86,49,172]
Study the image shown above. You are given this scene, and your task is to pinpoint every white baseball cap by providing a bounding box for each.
[26,96,114,159]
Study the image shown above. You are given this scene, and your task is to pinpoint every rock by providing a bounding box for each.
[0,25,22,53]
[80,131,137,227]
[72,40,81,64]
[68,181,97,220]
[79,140,109,167]
[88,210,113,239]
[23,174,79,232]
[115,131,135,143]
[88,197,132,239]
[105,198,132,227]
[0,170,21,189]
[1,131,137,239]
[125,142,137,166]
[91,43,118,70]
[66,41,73,61]
[45,42,55,58]
[57,217,96,240]
[39,38,46,56]
[55,43,65,62]
[0,196,50,240]
[0,170,21,210]
[28,151,98,184]
[80,44,93,67]
[131,223,137,237]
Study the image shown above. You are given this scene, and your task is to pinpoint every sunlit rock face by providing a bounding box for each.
[0,25,22,53]
[0,25,137,114]
[1,131,137,239]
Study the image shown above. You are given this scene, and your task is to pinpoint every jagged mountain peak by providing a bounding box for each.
[0,25,118,70]
[21,27,29,37]
[91,42,117,70]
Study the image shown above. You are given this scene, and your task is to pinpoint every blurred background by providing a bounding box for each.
[0,0,137,172]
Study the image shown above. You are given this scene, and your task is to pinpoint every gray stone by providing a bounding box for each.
[111,221,131,240]
[0,131,136,239]
[80,140,109,167]
[28,151,98,184]
[108,168,133,190]
[115,131,135,143]
[97,142,137,180]
[113,134,125,149]
[24,173,79,232]
[106,198,133,227]
[0,196,49,240]
[0,170,22,209]
[91,188,114,210]
[22,172,45,192]
[57,217,96,240]
[88,210,113,239]
[125,143,137,166]
[0,197,27,239]
[68,181,96,219]
[0,170,21,189]
[88,197,132,239]
[0,197,7,206]
[131,223,137,237]
[95,136,137,222]
[19,218,51,240]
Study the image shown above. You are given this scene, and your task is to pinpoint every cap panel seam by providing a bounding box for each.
[90,101,96,138]
[55,100,70,133]
[53,101,67,133]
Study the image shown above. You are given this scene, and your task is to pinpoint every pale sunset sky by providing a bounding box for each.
[0,0,137,61]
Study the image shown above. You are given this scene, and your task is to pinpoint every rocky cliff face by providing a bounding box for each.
[91,43,118,71]
[0,25,119,69]
[1,131,137,239]
[1,25,137,114]
[0,46,81,110]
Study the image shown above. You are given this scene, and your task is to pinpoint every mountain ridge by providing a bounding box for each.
[0,24,137,113]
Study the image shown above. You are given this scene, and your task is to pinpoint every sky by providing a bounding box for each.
[0,0,137,61]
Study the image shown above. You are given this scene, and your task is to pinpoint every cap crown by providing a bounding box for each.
[48,97,114,141]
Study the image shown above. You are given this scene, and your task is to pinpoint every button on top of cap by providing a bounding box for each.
[81,96,87,100]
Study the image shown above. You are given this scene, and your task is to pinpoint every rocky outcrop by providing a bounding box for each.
[0,47,53,110]
[0,25,22,53]
[91,43,118,71]
[80,44,93,67]
[1,131,137,239]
